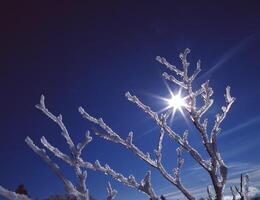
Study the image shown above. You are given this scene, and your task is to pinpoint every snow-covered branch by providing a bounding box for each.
[230,174,249,200]
[125,91,211,172]
[78,108,162,199]
[157,48,236,199]
[35,95,90,199]
[207,185,216,200]
[79,107,156,167]
[25,137,85,199]
[79,106,195,200]
[81,159,159,200]
[27,96,162,200]
[211,86,235,142]
[106,182,117,200]
[36,95,77,156]
[0,185,31,200]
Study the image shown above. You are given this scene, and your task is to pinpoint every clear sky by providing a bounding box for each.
[0,1,260,200]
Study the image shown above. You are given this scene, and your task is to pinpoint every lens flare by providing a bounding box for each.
[167,93,186,110]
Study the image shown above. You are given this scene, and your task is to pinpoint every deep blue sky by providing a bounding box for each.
[1,1,260,199]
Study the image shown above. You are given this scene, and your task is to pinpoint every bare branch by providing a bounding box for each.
[211,86,236,142]
[196,80,214,118]
[189,60,201,82]
[34,97,161,199]
[80,105,196,199]
[79,107,187,198]
[157,48,236,199]
[179,48,190,79]
[125,92,160,122]
[106,182,117,200]
[138,171,158,200]
[230,174,250,200]
[40,135,159,200]
[77,131,92,156]
[79,107,157,167]
[41,136,73,165]
[36,95,92,198]
[25,137,82,198]
[230,186,237,200]
[162,72,188,89]
[41,135,90,196]
[0,186,31,200]
[173,146,184,181]
[80,159,159,199]
[35,95,77,155]
[156,56,184,76]
[154,128,164,164]
[125,91,211,171]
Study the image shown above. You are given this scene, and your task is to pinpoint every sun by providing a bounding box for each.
[148,84,188,117]
[167,91,187,111]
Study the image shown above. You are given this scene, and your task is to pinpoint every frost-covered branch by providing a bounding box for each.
[41,136,73,165]
[36,95,77,155]
[41,136,159,199]
[29,96,163,200]
[125,91,211,171]
[154,128,165,164]
[35,95,90,199]
[25,137,84,199]
[79,107,156,167]
[79,107,195,200]
[77,48,235,200]
[173,146,184,181]
[106,182,117,200]
[207,185,216,200]
[157,48,235,199]
[211,86,236,142]
[82,158,159,200]
[78,108,161,199]
[230,174,249,200]
[138,171,158,200]
[0,185,31,200]
[156,56,184,76]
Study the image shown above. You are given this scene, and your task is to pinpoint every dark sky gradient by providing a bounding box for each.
[1,1,260,199]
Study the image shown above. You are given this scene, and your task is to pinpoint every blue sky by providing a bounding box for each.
[0,1,260,199]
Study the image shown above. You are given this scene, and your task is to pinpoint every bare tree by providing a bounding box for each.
[79,48,236,200]
[0,48,244,200]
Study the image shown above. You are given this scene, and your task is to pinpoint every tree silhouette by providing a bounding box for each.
[15,184,29,197]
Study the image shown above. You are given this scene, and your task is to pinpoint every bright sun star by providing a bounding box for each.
[167,91,186,111]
